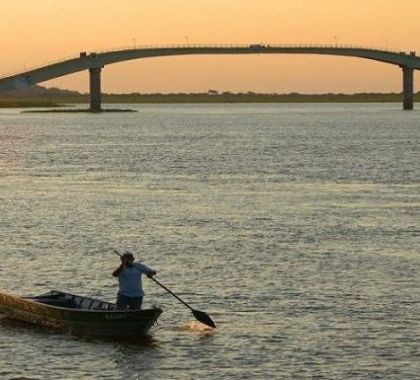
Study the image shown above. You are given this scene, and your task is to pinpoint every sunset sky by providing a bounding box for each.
[1,0,420,94]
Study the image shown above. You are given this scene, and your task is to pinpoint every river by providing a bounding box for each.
[0,103,419,379]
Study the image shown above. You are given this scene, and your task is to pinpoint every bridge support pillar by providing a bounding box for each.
[402,66,414,110]
[89,67,102,112]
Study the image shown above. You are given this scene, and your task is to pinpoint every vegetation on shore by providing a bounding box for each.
[1,85,419,106]
[98,92,414,103]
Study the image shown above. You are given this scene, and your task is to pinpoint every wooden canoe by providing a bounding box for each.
[0,290,162,338]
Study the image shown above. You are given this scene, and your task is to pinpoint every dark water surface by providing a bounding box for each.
[0,103,419,379]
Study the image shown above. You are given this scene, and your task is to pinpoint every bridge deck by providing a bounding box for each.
[0,44,419,92]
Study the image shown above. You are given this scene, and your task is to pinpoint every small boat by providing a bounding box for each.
[0,290,162,338]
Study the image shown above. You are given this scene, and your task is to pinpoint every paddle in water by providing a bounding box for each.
[113,249,216,328]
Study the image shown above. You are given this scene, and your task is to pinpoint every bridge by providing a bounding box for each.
[1,44,419,111]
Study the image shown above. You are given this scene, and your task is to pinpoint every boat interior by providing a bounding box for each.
[25,290,117,311]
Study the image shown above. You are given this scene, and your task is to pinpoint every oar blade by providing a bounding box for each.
[192,309,216,328]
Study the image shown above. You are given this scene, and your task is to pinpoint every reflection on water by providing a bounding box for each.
[179,321,215,332]
[0,103,419,379]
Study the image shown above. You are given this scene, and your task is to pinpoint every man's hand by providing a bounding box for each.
[147,270,157,278]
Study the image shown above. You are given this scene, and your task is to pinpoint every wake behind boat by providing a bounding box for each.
[0,290,162,338]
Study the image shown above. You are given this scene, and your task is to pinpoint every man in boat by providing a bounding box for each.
[112,251,157,310]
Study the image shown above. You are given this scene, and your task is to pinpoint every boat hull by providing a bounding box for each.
[0,291,162,338]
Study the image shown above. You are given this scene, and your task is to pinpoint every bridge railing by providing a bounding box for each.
[96,43,398,54]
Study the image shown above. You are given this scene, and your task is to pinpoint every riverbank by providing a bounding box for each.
[0,100,62,108]
[1,90,418,107]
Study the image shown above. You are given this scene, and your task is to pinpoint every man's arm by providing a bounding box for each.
[135,262,157,278]
[112,263,124,277]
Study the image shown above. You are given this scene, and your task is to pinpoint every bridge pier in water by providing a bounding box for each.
[89,67,102,112]
[402,66,414,110]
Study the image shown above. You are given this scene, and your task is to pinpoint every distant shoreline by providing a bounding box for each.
[0,91,418,108]
[0,100,64,108]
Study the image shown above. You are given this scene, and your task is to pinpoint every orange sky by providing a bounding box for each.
[1,0,420,93]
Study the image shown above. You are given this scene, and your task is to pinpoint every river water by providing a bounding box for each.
[0,103,419,379]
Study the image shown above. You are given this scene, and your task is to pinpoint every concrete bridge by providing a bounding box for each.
[1,44,419,111]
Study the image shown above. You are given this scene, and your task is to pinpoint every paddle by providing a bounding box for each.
[112,249,216,328]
